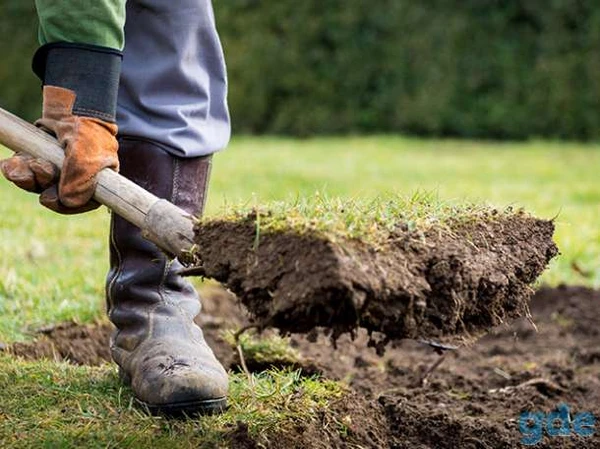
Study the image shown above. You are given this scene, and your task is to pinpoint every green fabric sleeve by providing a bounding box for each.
[35,0,126,50]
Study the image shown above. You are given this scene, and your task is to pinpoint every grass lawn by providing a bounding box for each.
[0,355,343,447]
[0,136,599,446]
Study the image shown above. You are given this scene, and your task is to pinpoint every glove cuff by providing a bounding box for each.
[32,43,122,123]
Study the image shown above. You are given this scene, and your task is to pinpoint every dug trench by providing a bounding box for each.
[6,285,600,448]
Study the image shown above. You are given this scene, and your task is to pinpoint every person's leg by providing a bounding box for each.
[107,0,230,415]
[117,0,230,157]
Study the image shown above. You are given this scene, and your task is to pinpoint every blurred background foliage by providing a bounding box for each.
[2,1,600,139]
[0,2,41,122]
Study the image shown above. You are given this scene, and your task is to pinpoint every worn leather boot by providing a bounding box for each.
[106,138,228,415]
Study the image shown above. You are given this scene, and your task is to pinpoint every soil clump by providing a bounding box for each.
[192,214,558,346]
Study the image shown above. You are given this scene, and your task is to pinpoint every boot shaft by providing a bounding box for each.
[106,139,212,346]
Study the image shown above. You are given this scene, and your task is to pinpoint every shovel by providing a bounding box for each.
[0,106,195,262]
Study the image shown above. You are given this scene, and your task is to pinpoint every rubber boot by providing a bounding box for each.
[106,138,228,415]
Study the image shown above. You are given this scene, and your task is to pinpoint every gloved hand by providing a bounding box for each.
[0,44,122,214]
[1,86,119,214]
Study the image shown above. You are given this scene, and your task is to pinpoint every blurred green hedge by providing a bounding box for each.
[3,1,600,139]
[0,3,41,122]
[217,0,600,139]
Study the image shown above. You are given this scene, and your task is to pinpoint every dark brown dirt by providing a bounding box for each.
[289,285,600,448]
[7,320,112,365]
[191,214,558,347]
[5,285,599,448]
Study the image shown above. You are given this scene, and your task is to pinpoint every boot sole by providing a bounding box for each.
[119,368,228,417]
[136,396,228,417]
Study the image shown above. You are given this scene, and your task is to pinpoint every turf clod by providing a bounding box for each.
[189,198,558,345]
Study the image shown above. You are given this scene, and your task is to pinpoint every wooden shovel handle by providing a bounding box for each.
[0,106,196,262]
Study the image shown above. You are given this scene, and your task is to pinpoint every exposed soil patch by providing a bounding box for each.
[191,214,558,346]
[290,285,600,448]
[5,285,599,447]
[7,321,112,366]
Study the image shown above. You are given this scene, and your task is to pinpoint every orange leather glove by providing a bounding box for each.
[2,43,121,214]
[1,85,119,214]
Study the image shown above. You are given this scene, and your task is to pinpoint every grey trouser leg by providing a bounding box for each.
[116,0,230,157]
